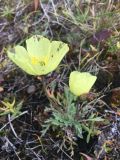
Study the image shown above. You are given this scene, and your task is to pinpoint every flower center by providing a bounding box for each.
[31,56,48,66]
[31,57,39,64]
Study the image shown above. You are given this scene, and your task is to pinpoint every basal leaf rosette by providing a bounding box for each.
[7,35,69,75]
[69,71,97,96]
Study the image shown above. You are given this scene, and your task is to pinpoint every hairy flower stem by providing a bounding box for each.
[40,76,62,111]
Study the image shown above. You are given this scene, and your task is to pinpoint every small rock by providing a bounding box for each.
[0,86,4,92]
[27,85,36,94]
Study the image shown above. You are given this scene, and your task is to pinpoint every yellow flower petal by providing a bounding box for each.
[69,71,97,96]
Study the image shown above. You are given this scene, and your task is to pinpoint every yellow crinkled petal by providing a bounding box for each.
[69,71,97,96]
[26,35,51,60]
[46,41,69,73]
[7,46,36,75]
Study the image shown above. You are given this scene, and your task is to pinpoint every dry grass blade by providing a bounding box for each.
[34,0,40,11]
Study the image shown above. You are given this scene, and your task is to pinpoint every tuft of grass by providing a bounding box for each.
[1,6,14,20]
[42,87,103,143]
[0,98,23,117]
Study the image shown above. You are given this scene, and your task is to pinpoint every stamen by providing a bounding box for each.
[31,57,39,64]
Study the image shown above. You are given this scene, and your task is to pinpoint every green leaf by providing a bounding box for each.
[88,117,104,122]
[69,71,97,96]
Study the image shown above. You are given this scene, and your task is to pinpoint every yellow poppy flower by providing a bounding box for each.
[7,35,69,75]
[69,71,97,96]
